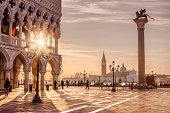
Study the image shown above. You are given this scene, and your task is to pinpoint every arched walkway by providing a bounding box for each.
[47,57,59,89]
[0,51,7,89]
[11,53,29,91]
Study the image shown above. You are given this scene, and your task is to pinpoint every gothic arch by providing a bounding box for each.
[0,47,10,65]
[31,56,46,71]
[48,57,58,72]
[12,52,28,70]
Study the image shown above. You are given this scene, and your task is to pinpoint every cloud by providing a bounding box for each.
[59,43,98,57]
[62,0,170,25]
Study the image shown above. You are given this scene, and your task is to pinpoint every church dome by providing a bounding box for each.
[120,64,126,71]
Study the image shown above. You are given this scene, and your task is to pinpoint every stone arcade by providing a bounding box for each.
[0,0,62,91]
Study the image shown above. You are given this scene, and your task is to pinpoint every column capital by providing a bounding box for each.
[27,23,32,29]
[51,71,59,76]
[8,18,15,23]
[4,69,11,72]
[24,69,31,73]
[40,71,46,75]
[0,15,4,20]
[133,18,148,29]
[19,21,24,27]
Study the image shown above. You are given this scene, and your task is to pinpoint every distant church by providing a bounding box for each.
[89,52,138,84]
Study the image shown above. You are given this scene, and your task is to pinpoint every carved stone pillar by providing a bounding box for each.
[55,34,58,54]
[19,21,24,47]
[42,22,48,47]
[24,70,30,91]
[27,24,32,48]
[133,18,148,84]
[9,19,14,44]
[0,15,4,40]
[40,71,45,90]
[14,72,19,88]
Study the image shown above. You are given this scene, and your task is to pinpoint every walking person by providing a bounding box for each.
[54,80,57,90]
[4,78,10,96]
[66,80,69,88]
[85,80,89,89]
[78,81,80,87]
[61,80,64,89]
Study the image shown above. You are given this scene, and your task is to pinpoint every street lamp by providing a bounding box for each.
[26,32,50,103]
[83,70,87,85]
[109,61,116,92]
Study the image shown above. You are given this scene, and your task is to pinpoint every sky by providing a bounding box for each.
[58,0,170,78]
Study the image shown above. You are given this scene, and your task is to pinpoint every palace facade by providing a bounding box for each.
[0,0,62,91]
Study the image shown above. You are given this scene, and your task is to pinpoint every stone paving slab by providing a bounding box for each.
[0,87,170,113]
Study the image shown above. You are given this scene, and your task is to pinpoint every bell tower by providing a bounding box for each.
[101,51,106,75]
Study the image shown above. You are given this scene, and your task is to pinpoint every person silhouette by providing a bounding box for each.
[61,80,64,89]
[54,80,57,90]
[4,78,10,96]
[85,80,89,89]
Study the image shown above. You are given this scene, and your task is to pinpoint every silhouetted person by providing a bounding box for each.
[78,81,80,87]
[54,80,57,90]
[85,80,89,89]
[66,80,69,87]
[4,78,10,96]
[74,81,76,86]
[61,80,64,89]
[80,80,83,86]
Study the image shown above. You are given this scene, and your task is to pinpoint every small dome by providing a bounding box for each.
[120,64,126,71]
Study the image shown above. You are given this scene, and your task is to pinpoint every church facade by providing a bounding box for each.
[89,52,138,85]
[0,0,62,91]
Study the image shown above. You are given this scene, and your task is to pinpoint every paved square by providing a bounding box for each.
[0,87,170,113]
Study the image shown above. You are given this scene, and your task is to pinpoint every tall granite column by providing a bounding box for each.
[133,18,148,84]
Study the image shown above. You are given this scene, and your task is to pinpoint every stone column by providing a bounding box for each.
[55,34,58,54]
[133,18,148,84]
[42,22,48,47]
[8,19,14,44]
[18,21,24,47]
[40,72,45,90]
[26,18,32,48]
[5,70,11,80]
[53,74,59,90]
[24,70,30,91]
[0,15,4,40]
[27,25,32,48]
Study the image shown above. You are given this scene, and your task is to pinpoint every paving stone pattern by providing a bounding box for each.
[0,87,170,113]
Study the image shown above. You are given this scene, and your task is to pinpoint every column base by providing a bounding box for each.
[24,88,29,92]
[32,96,42,103]
[112,87,116,92]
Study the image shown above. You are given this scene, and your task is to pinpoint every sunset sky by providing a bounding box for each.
[58,0,170,78]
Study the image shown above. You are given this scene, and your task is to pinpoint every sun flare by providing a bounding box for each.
[37,39,44,46]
